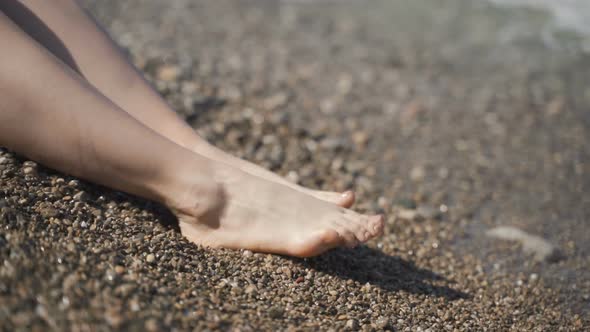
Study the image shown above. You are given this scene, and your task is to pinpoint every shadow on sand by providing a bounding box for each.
[296,246,470,300]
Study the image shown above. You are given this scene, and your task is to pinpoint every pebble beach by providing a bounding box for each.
[1,0,589,330]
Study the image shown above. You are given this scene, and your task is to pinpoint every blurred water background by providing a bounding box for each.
[487,0,590,47]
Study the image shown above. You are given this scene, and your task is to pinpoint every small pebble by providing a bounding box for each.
[375,316,389,329]
[145,319,160,332]
[268,307,283,319]
[157,64,180,81]
[416,205,441,220]
[73,191,89,202]
[22,167,35,175]
[244,285,257,295]
[346,319,359,330]
[397,208,418,221]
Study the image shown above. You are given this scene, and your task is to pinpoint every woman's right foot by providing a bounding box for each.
[191,142,356,208]
[166,157,384,257]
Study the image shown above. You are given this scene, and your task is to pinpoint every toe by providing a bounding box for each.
[345,214,384,242]
[313,190,355,208]
[334,224,359,248]
[343,214,370,242]
[368,215,385,237]
[337,190,355,208]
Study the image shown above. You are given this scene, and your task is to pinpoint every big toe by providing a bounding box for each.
[313,190,355,208]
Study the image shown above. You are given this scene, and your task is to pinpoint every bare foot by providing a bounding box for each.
[167,157,384,257]
[191,142,356,208]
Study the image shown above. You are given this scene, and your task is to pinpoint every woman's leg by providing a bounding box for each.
[0,0,355,208]
[0,10,222,212]
[0,11,383,257]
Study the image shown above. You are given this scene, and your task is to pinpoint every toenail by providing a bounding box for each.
[341,191,351,198]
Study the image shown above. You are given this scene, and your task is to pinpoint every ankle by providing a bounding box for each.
[156,154,226,219]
